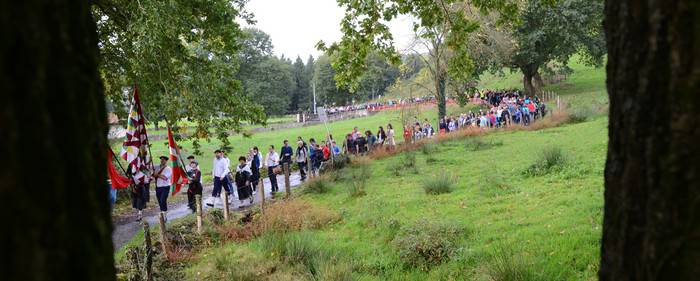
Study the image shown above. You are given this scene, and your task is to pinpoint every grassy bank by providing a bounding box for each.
[180,115,607,280]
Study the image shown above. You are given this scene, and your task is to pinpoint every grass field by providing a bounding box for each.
[179,115,607,280]
[115,57,610,280]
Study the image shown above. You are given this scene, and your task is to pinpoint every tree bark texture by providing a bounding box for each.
[600,0,700,280]
[436,72,447,120]
[0,1,115,280]
[521,65,539,95]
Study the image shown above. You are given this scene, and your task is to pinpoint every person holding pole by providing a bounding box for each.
[265,145,280,194]
[153,156,172,217]
[186,160,202,213]
[208,149,231,207]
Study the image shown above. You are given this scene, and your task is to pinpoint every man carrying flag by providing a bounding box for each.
[167,126,188,196]
[120,86,153,221]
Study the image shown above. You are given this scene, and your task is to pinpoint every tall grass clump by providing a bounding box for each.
[259,232,324,276]
[391,220,463,271]
[478,170,516,197]
[422,172,455,195]
[487,246,566,281]
[567,106,595,124]
[465,137,503,151]
[348,158,371,197]
[302,174,331,194]
[421,143,438,155]
[523,146,568,176]
[387,152,419,176]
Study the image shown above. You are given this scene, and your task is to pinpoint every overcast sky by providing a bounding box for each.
[240,0,417,60]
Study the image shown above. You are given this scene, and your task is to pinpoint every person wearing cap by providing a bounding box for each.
[234,156,254,207]
[209,149,232,207]
[152,156,172,216]
[186,160,202,213]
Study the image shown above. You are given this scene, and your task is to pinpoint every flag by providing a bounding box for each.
[107,149,131,189]
[120,86,151,184]
[167,126,188,195]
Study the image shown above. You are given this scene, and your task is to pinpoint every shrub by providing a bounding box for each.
[465,137,503,151]
[523,146,568,176]
[567,106,595,124]
[478,171,516,197]
[391,220,462,271]
[303,175,331,194]
[422,172,455,195]
[348,158,371,197]
[487,246,566,281]
[421,143,438,155]
[219,199,339,241]
[259,232,323,276]
[317,261,354,281]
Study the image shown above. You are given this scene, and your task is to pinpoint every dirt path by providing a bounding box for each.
[112,171,304,249]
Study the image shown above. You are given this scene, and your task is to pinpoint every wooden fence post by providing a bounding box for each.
[195,194,203,234]
[222,191,230,220]
[143,221,153,281]
[158,212,168,256]
[284,162,291,198]
[258,180,265,214]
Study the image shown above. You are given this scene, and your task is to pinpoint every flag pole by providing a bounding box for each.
[109,146,130,177]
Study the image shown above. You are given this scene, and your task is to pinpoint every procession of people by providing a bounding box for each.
[112,88,550,222]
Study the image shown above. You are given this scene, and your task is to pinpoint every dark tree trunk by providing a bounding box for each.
[521,65,539,96]
[436,72,447,120]
[600,0,700,280]
[0,1,115,280]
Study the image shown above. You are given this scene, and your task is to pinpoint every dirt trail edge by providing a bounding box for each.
[112,171,303,249]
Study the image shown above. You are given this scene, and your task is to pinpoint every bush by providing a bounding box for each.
[421,143,438,155]
[523,146,568,176]
[567,107,595,124]
[422,172,455,195]
[391,220,462,271]
[465,137,503,151]
[348,158,371,197]
[303,175,331,194]
[487,246,566,281]
[259,232,323,276]
[478,170,516,197]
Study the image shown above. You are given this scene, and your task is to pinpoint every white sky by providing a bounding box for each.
[240,0,417,60]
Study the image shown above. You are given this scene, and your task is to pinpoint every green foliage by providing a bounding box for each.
[523,146,568,176]
[303,176,331,194]
[349,160,371,197]
[567,106,595,124]
[391,220,463,271]
[478,170,516,197]
[465,138,504,151]
[94,0,266,136]
[421,143,438,155]
[422,172,455,195]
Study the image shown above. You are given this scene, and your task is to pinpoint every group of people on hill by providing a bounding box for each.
[126,90,549,221]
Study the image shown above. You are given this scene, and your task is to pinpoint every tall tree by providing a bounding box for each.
[290,56,311,112]
[318,0,518,119]
[509,0,606,95]
[313,55,354,106]
[302,55,316,110]
[1,0,114,280]
[356,52,401,101]
[600,0,700,279]
[245,56,295,115]
[94,0,265,147]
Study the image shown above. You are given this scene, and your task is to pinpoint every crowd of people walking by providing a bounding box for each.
[126,90,549,222]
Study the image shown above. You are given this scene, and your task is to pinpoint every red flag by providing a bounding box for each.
[167,127,188,195]
[120,86,151,184]
[107,149,131,189]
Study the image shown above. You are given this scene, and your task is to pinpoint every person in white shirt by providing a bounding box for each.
[152,156,172,214]
[265,145,280,193]
[208,149,232,207]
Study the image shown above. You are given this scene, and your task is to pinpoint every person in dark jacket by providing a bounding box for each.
[186,161,202,213]
[235,156,254,207]
[280,139,293,171]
